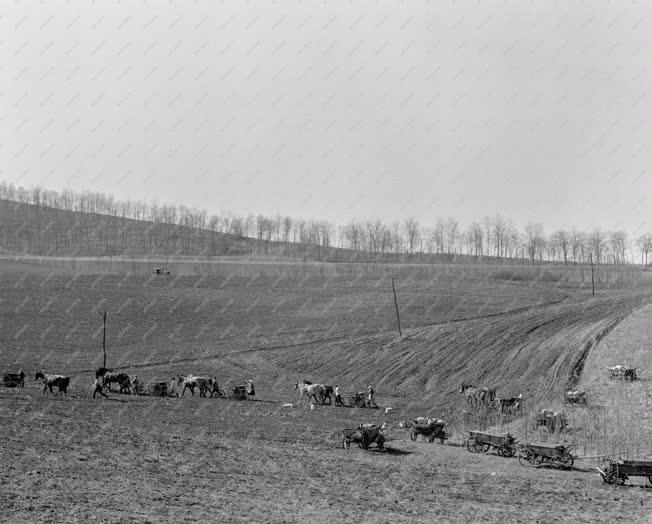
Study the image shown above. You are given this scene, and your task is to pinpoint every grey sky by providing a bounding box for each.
[2,1,652,235]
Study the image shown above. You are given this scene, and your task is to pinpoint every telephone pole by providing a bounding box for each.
[102,311,107,368]
[391,277,402,338]
[589,254,595,297]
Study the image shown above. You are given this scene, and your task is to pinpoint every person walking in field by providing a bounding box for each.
[246,379,255,398]
[366,385,377,408]
[334,386,343,406]
[92,377,108,399]
[169,377,179,397]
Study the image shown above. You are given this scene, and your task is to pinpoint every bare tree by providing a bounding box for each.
[524,223,545,264]
[404,218,420,261]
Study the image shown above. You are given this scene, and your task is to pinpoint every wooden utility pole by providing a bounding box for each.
[391,277,402,338]
[589,254,595,297]
[102,311,107,368]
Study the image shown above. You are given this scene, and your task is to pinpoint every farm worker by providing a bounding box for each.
[334,386,343,406]
[92,377,108,399]
[169,377,179,397]
[366,385,377,407]
[131,375,142,395]
[246,379,255,397]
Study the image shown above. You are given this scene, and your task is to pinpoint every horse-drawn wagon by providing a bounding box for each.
[564,390,587,405]
[342,425,385,450]
[518,443,574,468]
[349,392,367,408]
[146,381,169,397]
[597,460,652,486]
[2,370,25,388]
[231,385,248,400]
[607,365,637,381]
[466,431,516,457]
[409,420,447,444]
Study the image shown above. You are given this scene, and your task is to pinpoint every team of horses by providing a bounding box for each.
[294,381,334,405]
[459,383,522,414]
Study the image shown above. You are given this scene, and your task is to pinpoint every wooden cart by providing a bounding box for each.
[466,431,516,457]
[518,443,574,468]
[410,421,447,444]
[342,425,385,450]
[597,460,652,486]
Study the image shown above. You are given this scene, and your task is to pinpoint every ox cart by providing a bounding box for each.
[466,431,516,457]
[409,420,447,444]
[3,371,25,388]
[597,460,652,486]
[342,425,385,450]
[518,443,574,468]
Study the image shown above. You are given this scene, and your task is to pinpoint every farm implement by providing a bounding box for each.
[409,420,447,444]
[466,431,516,457]
[518,443,574,469]
[342,425,385,450]
[597,460,652,486]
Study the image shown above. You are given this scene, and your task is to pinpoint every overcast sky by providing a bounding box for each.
[2,1,652,235]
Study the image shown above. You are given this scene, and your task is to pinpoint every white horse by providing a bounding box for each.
[294,381,325,404]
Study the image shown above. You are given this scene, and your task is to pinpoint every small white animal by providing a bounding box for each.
[384,407,393,414]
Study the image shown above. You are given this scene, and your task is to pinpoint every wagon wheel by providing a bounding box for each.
[503,445,515,458]
[410,428,418,441]
[518,448,534,466]
[360,433,370,450]
[560,452,574,467]
[604,471,617,484]
[466,438,476,453]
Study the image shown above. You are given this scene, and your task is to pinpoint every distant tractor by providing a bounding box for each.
[153,267,170,275]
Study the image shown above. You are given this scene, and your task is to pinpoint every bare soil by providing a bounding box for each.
[1,260,651,522]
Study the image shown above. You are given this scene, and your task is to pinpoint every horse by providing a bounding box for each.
[34,371,70,396]
[460,383,496,405]
[179,375,212,397]
[536,409,568,433]
[495,394,522,413]
[294,381,325,404]
[102,372,131,393]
